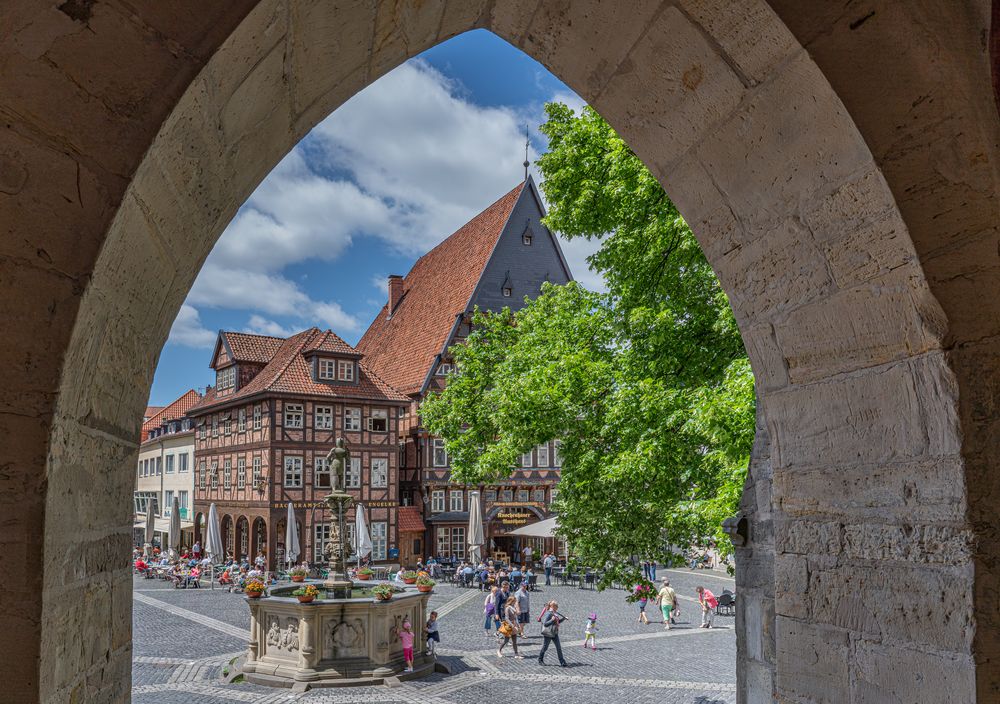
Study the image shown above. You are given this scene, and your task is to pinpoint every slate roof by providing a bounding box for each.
[141,390,201,441]
[356,181,525,396]
[190,328,408,415]
[397,506,427,533]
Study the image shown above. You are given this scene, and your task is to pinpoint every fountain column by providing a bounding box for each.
[323,438,354,599]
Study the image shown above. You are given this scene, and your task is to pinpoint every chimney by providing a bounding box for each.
[388,275,404,316]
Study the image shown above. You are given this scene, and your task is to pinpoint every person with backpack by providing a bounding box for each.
[538,600,568,667]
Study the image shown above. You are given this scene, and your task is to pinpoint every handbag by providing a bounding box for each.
[540,622,556,638]
[498,621,514,637]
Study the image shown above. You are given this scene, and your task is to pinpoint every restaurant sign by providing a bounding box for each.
[494,510,534,528]
[491,501,544,509]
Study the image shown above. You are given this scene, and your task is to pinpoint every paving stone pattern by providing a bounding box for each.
[132,568,736,703]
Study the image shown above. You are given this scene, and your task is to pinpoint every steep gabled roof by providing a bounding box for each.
[141,389,201,441]
[189,328,408,414]
[143,405,164,420]
[356,181,525,395]
[217,331,285,366]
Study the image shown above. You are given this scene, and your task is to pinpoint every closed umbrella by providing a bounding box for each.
[205,503,225,589]
[467,491,484,565]
[144,503,156,557]
[284,502,300,568]
[167,495,182,560]
[354,503,373,569]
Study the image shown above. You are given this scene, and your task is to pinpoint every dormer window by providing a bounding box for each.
[501,271,513,298]
[436,363,454,376]
[216,365,236,391]
[318,358,336,380]
[337,359,354,381]
[522,233,533,246]
[502,286,513,297]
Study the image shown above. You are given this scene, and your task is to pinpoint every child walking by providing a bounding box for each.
[426,611,440,656]
[398,617,415,672]
[583,613,598,650]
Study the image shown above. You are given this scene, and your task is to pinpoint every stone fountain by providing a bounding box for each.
[241,438,435,690]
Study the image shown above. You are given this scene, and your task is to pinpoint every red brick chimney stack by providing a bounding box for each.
[388,274,404,316]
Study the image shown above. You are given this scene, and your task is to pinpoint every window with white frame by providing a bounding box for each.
[165,454,174,474]
[517,489,529,502]
[367,408,388,432]
[553,440,561,467]
[537,443,549,467]
[164,490,174,514]
[252,456,262,486]
[344,407,361,431]
[223,459,232,489]
[136,461,142,480]
[253,404,262,429]
[179,453,189,472]
[436,529,449,556]
[178,491,189,518]
[432,438,448,467]
[315,456,330,489]
[337,359,354,381]
[210,462,218,489]
[550,488,559,504]
[238,408,246,432]
[521,451,532,468]
[345,457,361,489]
[435,363,454,376]
[371,522,387,561]
[371,457,388,488]
[484,490,497,503]
[223,416,231,435]
[315,405,333,430]
[431,490,445,513]
[533,488,546,503]
[314,523,330,562]
[500,488,513,502]
[157,457,163,475]
[216,365,236,390]
[237,458,246,489]
[318,358,336,380]
[212,416,218,437]
[199,423,207,439]
[451,526,466,559]
[345,523,356,555]
[449,490,464,512]
[284,456,303,488]
[199,462,206,489]
[284,403,303,429]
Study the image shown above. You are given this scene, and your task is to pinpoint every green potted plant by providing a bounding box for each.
[292,584,319,603]
[415,574,435,593]
[401,570,418,584]
[357,566,374,581]
[371,583,395,602]
[289,567,309,583]
[244,578,267,598]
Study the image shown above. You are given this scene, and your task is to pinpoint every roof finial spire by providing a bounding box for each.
[523,124,530,182]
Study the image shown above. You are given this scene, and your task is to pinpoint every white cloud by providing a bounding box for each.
[243,315,299,338]
[370,274,389,294]
[167,305,216,348]
[558,235,606,292]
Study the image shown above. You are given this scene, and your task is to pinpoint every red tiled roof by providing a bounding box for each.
[189,328,408,414]
[397,505,426,533]
[142,390,202,441]
[356,181,525,395]
[221,331,285,364]
[143,405,164,419]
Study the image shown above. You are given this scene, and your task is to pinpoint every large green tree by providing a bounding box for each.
[421,104,754,586]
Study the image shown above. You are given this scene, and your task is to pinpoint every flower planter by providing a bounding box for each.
[403,578,416,584]
[296,595,314,603]
[246,590,264,598]
[374,594,393,602]
[416,585,433,593]
[291,575,305,582]
[357,573,372,580]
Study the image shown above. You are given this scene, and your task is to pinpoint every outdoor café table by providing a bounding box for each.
[372,565,390,580]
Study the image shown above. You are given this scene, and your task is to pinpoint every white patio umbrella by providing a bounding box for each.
[354,504,373,569]
[467,491,484,565]
[205,503,225,589]
[143,503,156,557]
[167,495,182,560]
[284,502,300,568]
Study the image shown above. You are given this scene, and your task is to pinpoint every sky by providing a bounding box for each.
[150,30,599,406]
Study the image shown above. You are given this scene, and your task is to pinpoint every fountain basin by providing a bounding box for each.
[243,581,434,689]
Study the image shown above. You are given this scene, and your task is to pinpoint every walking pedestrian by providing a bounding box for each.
[516,582,531,636]
[543,552,555,586]
[697,586,717,628]
[583,612,598,651]
[656,578,676,630]
[425,611,440,656]
[494,580,511,633]
[635,584,651,625]
[484,585,499,637]
[497,595,524,658]
[538,600,568,667]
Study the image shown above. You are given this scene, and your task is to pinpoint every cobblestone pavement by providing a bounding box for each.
[132,566,735,703]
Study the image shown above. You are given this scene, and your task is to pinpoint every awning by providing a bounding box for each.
[133,516,194,533]
[506,515,558,538]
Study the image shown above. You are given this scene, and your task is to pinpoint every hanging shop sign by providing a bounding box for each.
[494,510,534,528]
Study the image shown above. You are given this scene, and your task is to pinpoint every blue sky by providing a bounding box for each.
[150,30,596,406]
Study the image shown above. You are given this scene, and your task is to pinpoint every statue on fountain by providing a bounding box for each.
[322,437,354,596]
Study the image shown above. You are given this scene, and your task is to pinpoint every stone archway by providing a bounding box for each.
[193,512,205,547]
[252,517,267,563]
[2,2,998,703]
[235,516,250,561]
[221,515,235,560]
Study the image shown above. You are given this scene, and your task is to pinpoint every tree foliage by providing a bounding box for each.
[420,104,755,586]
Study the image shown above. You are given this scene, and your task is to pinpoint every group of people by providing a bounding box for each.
[132,544,274,592]
[635,577,720,629]
[480,578,576,665]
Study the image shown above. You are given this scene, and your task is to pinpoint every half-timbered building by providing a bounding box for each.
[189,328,408,569]
[357,177,573,565]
